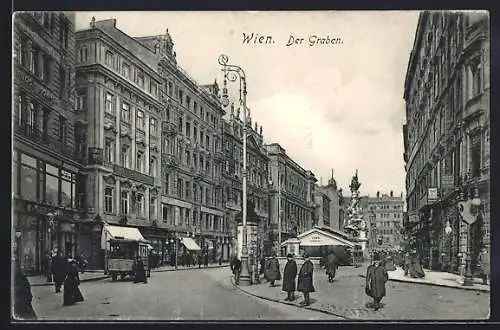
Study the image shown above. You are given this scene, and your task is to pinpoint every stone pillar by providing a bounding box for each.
[145,113,150,175]
[116,180,121,215]
[131,105,136,170]
[144,188,149,221]
[115,95,121,164]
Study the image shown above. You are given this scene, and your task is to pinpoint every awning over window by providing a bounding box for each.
[101,225,147,249]
[181,237,201,251]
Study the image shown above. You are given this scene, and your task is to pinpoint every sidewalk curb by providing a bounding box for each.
[358,274,490,293]
[30,275,110,287]
[230,278,350,320]
[152,264,229,273]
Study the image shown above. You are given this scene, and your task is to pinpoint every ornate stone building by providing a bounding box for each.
[403,11,490,272]
[222,104,269,258]
[315,170,345,231]
[136,29,230,262]
[74,19,164,267]
[266,143,317,255]
[365,192,405,253]
[13,12,81,273]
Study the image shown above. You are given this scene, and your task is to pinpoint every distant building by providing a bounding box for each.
[315,170,344,231]
[364,191,405,252]
[403,11,490,271]
[266,143,317,255]
[13,12,81,273]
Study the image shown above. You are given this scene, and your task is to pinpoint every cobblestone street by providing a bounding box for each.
[240,265,490,320]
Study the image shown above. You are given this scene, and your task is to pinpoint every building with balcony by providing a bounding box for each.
[135,29,230,262]
[74,18,163,267]
[315,170,345,231]
[365,192,405,253]
[222,105,270,258]
[403,11,490,272]
[13,12,82,273]
[266,143,317,255]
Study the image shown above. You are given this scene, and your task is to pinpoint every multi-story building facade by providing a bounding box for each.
[74,19,164,267]
[135,29,230,262]
[13,12,82,273]
[403,11,490,272]
[315,171,344,231]
[222,105,269,258]
[266,143,317,255]
[365,192,405,252]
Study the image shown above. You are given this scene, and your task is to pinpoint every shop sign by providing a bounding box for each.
[428,188,438,202]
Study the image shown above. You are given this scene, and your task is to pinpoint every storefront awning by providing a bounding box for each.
[181,237,201,251]
[101,225,147,249]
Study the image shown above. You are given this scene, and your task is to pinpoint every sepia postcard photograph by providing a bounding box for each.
[11,10,491,322]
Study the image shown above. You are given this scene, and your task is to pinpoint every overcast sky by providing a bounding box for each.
[75,11,420,198]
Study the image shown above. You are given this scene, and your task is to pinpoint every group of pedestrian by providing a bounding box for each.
[261,253,315,307]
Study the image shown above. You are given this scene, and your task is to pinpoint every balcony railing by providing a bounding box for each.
[14,124,76,159]
[162,154,179,167]
[162,121,178,135]
[111,164,154,186]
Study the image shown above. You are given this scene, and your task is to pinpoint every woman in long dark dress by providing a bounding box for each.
[63,260,84,306]
[133,257,148,284]
[13,262,37,320]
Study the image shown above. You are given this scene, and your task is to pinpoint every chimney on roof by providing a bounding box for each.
[390,191,394,197]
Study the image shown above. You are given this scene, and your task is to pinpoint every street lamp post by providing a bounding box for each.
[219,54,251,286]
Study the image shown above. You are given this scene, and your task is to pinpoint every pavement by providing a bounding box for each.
[234,265,490,320]
[27,263,230,287]
[359,266,490,293]
[27,267,341,320]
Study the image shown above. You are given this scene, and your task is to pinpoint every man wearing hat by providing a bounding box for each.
[365,251,388,311]
[282,254,298,301]
[297,253,315,306]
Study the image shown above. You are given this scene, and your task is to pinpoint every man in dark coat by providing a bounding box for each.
[230,256,242,284]
[51,251,66,293]
[204,253,209,267]
[297,254,315,306]
[365,252,388,311]
[282,254,298,301]
[63,260,84,306]
[133,257,148,284]
[13,262,37,320]
[267,254,281,287]
[325,251,339,282]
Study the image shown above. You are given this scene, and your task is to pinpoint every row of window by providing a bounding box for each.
[104,92,158,135]
[13,151,78,208]
[16,34,71,99]
[166,81,219,129]
[30,12,71,49]
[103,49,159,98]
[16,94,68,144]
[161,205,226,232]
[165,176,222,206]
[103,187,157,218]
[104,140,158,176]
[177,116,220,152]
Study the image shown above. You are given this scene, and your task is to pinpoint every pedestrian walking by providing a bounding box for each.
[204,253,209,267]
[297,253,315,306]
[325,251,339,282]
[147,251,154,277]
[51,251,66,293]
[479,247,490,285]
[259,257,265,276]
[133,257,148,284]
[197,253,202,268]
[409,250,425,278]
[282,254,297,301]
[266,254,281,287]
[63,260,84,306]
[13,262,37,320]
[403,252,411,276]
[365,252,388,311]
[41,253,50,282]
[230,256,242,285]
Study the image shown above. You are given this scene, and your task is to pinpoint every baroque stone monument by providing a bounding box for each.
[344,170,368,251]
